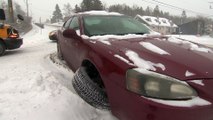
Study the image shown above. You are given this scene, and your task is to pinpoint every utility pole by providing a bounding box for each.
[25,0,29,17]
[209,2,213,9]
[8,0,14,23]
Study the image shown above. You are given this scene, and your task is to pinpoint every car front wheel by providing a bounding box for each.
[72,67,110,110]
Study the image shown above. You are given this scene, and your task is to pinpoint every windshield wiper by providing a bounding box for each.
[133,32,146,35]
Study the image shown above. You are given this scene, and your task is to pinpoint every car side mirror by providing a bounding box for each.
[17,14,24,21]
[49,30,58,41]
[63,29,80,39]
[16,14,24,24]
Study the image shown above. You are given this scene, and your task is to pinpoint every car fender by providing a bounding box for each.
[84,50,132,116]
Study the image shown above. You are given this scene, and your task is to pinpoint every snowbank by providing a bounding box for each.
[0,25,117,120]
[170,35,213,48]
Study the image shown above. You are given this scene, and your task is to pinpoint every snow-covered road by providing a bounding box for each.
[0,25,117,120]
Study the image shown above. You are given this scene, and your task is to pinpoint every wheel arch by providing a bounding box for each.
[81,59,106,88]
[0,38,6,47]
[80,51,129,110]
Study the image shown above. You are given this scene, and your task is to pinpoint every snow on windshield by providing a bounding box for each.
[82,34,148,45]
[140,42,170,55]
[83,34,147,40]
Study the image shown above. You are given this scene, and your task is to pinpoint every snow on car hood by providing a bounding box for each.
[85,35,213,80]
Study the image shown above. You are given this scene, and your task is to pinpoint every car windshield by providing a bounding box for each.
[83,15,150,36]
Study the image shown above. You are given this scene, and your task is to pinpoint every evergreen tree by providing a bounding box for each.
[80,0,103,11]
[74,4,81,13]
[153,5,160,17]
[63,3,73,17]
[109,4,144,17]
[81,0,92,11]
[92,0,103,10]
[108,4,123,13]
[181,10,187,24]
[145,6,152,16]
[51,4,63,23]
[163,12,170,19]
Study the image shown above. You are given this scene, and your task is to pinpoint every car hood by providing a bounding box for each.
[93,36,213,81]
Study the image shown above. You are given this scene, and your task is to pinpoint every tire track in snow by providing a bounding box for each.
[41,52,118,120]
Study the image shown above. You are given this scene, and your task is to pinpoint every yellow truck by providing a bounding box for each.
[0,9,24,56]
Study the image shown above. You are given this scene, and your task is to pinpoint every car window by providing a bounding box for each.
[69,17,79,30]
[83,16,150,36]
[63,18,72,29]
[121,18,148,33]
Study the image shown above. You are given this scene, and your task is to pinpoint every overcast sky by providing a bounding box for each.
[8,0,213,22]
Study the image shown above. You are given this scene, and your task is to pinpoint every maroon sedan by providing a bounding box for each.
[55,11,213,120]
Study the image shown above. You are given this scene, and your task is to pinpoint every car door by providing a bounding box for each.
[59,17,73,62]
[63,16,81,70]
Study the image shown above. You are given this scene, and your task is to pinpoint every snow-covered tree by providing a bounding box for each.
[63,3,74,17]
[74,4,81,13]
[80,0,103,11]
[181,10,187,24]
[153,5,160,17]
[51,4,63,23]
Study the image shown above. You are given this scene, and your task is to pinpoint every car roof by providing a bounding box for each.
[74,10,124,17]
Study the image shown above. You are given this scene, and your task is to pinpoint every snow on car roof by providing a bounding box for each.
[78,10,123,16]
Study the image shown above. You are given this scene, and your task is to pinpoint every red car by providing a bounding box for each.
[55,11,213,120]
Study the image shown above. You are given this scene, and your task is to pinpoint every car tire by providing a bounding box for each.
[57,41,63,60]
[0,42,5,56]
[72,67,110,110]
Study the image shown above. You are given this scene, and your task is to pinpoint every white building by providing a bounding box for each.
[135,14,178,35]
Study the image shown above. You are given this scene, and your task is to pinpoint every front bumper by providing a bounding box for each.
[4,37,23,49]
[107,78,213,120]
[124,95,213,120]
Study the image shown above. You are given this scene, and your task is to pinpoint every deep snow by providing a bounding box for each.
[0,25,117,120]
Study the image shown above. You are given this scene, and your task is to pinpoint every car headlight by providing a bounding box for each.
[126,69,197,100]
